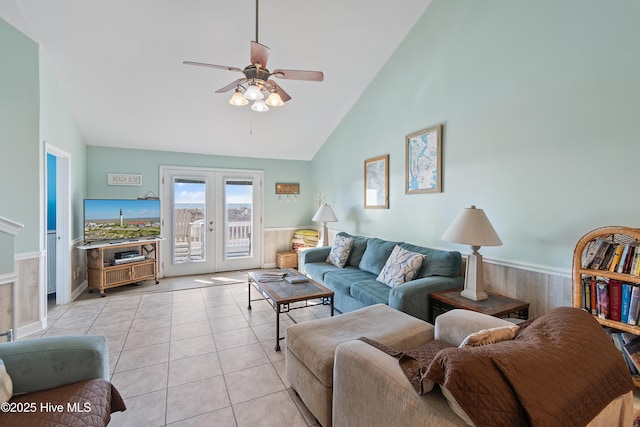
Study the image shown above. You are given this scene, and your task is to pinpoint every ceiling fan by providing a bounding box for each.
[183,0,324,112]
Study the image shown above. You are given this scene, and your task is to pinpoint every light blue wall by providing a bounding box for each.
[86,146,314,227]
[39,51,87,240]
[0,18,40,253]
[312,0,640,271]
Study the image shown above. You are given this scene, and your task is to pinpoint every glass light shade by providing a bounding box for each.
[250,100,269,112]
[265,92,284,107]
[244,84,264,100]
[229,90,249,106]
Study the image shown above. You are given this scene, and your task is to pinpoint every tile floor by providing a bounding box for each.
[36,271,332,427]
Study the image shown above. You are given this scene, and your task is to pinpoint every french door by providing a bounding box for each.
[161,166,263,276]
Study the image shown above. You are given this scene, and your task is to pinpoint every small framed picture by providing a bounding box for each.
[406,124,442,194]
[364,154,389,209]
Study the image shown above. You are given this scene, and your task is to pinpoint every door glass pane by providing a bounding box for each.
[225,180,253,259]
[173,177,206,263]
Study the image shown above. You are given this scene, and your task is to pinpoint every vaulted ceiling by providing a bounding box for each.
[0,0,431,160]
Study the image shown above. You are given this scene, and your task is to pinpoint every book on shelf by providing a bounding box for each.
[628,286,640,326]
[608,244,625,272]
[582,278,591,313]
[609,331,639,375]
[631,249,640,276]
[596,282,609,319]
[621,283,633,324]
[590,241,611,270]
[623,334,640,373]
[583,238,607,269]
[620,243,638,274]
[590,279,598,315]
[608,280,622,322]
[602,244,618,271]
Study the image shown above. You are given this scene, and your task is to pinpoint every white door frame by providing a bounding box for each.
[159,165,264,277]
[43,144,71,307]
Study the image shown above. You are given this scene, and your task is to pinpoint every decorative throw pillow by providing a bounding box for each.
[376,245,425,288]
[0,358,13,404]
[326,234,354,268]
[459,325,520,348]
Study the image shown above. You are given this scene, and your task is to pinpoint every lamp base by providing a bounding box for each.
[460,251,488,301]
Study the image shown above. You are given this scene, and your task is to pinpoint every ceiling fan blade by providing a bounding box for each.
[267,80,292,102]
[183,61,243,73]
[272,69,324,82]
[215,78,247,93]
[250,41,270,68]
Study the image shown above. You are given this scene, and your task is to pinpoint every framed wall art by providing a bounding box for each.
[275,183,300,194]
[405,124,442,194]
[364,154,389,209]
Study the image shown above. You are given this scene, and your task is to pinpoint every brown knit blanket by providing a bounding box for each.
[362,307,633,427]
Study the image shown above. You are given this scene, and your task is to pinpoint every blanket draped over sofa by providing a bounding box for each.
[363,307,633,427]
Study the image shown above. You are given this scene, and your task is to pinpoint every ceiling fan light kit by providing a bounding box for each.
[184,0,324,113]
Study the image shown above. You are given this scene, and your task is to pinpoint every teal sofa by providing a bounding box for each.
[300,232,463,322]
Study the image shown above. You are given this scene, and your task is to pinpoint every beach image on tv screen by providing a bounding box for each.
[84,199,160,242]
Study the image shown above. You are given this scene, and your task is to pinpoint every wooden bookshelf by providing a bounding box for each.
[572,226,640,387]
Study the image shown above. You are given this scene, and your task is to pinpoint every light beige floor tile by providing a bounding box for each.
[94,308,137,326]
[258,339,286,362]
[115,342,170,372]
[169,334,216,360]
[233,390,307,427]
[105,333,128,353]
[109,389,167,427]
[225,363,285,404]
[88,319,133,338]
[287,388,319,426]
[170,319,212,340]
[242,309,275,327]
[111,362,168,398]
[207,304,243,319]
[172,300,205,314]
[101,297,141,313]
[203,294,241,308]
[209,314,250,333]
[168,351,222,387]
[239,298,272,313]
[272,360,291,388]
[135,302,172,319]
[108,351,120,378]
[166,376,230,424]
[140,292,173,306]
[172,308,209,325]
[218,343,269,374]
[49,313,97,330]
[43,324,91,337]
[213,327,257,351]
[58,305,102,319]
[124,326,171,350]
[166,406,237,427]
[171,289,205,303]
[129,312,171,332]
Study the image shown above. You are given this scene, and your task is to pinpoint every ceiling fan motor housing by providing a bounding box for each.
[243,65,270,87]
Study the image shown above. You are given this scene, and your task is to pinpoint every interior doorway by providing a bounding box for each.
[44,144,71,307]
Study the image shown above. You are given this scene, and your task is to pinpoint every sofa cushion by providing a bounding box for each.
[324,269,377,295]
[336,232,369,268]
[326,234,354,268]
[304,262,340,283]
[360,238,402,275]
[350,281,391,306]
[377,245,425,287]
[0,359,12,404]
[400,243,461,278]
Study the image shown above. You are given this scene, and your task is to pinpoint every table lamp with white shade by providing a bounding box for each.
[442,205,502,301]
[312,204,338,247]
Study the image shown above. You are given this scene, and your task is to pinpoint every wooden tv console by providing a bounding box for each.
[79,239,160,296]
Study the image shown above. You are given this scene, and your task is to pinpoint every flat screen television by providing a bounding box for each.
[84,199,161,243]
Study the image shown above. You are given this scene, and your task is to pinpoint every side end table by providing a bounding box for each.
[429,288,529,323]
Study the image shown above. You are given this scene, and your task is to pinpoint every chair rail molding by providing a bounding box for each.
[0,216,24,236]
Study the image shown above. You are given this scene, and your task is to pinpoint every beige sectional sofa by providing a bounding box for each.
[331,309,634,427]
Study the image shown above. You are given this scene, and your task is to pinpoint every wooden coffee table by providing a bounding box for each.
[247,269,334,351]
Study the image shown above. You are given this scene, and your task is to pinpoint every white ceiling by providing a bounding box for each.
[1,0,431,160]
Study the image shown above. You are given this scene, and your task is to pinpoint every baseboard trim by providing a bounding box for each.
[71,280,88,302]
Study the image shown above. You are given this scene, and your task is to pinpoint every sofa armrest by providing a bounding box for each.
[299,247,331,272]
[333,340,466,427]
[0,335,109,394]
[388,276,463,322]
[434,309,514,346]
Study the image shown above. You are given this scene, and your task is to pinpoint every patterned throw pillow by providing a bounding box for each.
[459,325,520,347]
[377,245,425,288]
[326,234,354,268]
[0,358,12,404]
